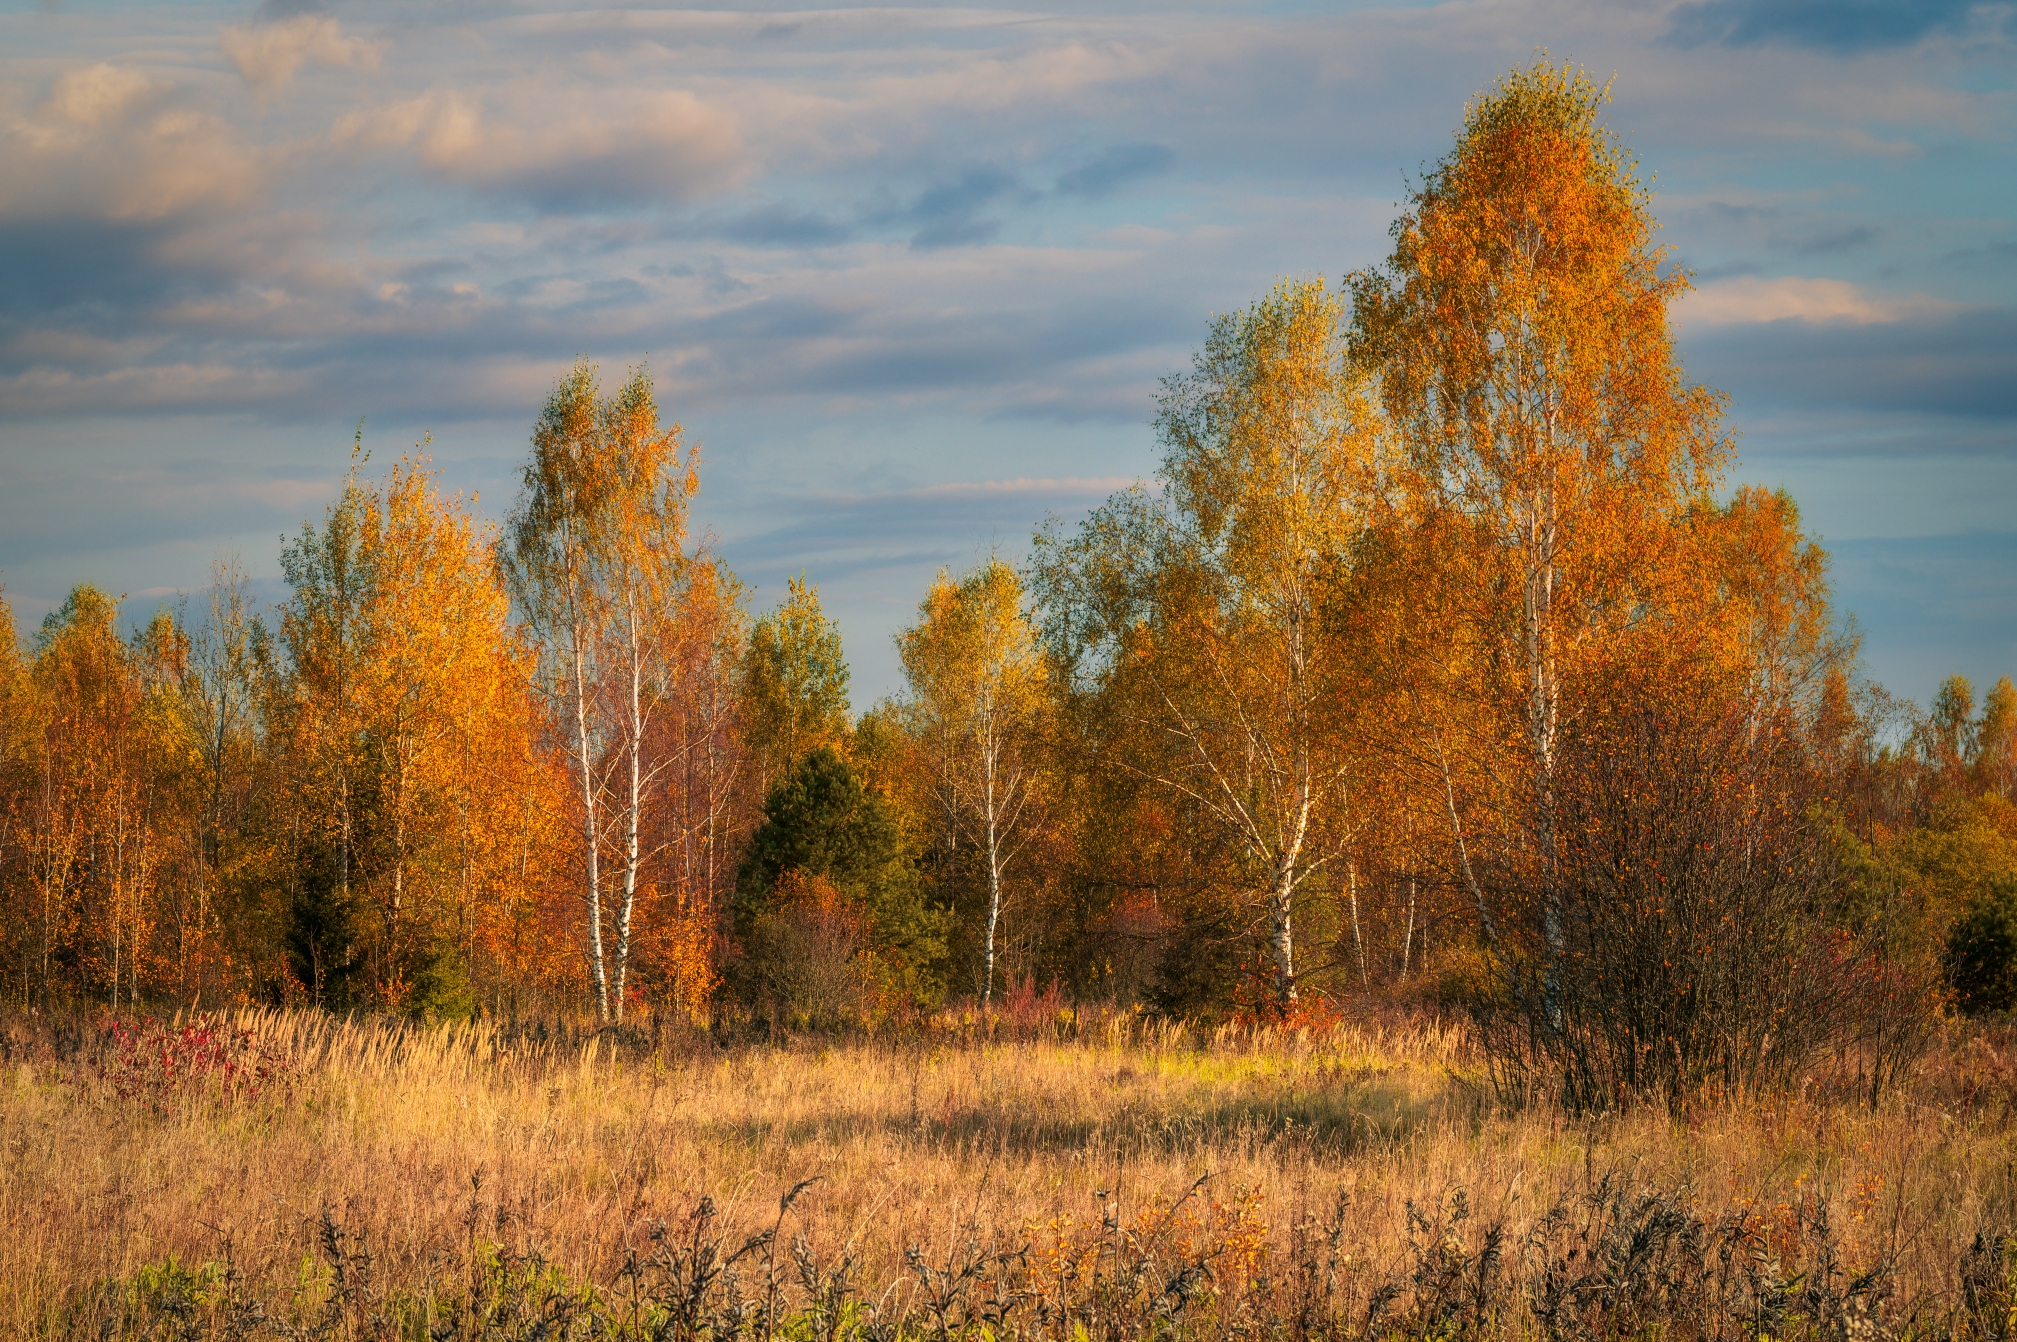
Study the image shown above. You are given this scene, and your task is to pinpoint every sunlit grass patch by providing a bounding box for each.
[6,1007,2017,1338]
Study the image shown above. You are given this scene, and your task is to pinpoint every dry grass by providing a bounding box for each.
[6,1007,2017,1337]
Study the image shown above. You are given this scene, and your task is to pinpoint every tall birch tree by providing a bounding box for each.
[504,360,699,1022]
[898,558,1047,1005]
[1350,62,1729,1002]
[1036,278,1387,1005]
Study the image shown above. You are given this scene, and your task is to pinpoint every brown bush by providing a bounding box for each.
[1480,675,1941,1109]
[739,870,876,1030]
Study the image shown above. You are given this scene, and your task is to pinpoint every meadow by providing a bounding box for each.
[8,1006,2017,1339]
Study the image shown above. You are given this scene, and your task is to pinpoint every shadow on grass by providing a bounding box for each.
[693,1072,1463,1157]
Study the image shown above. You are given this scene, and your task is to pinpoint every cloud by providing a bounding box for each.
[1675,276,1959,328]
[221,15,382,94]
[902,165,1019,250]
[1665,0,1983,52]
[332,87,744,208]
[1794,226,1879,256]
[0,439,343,570]
[714,205,853,248]
[1686,305,2017,420]
[1056,143,1174,198]
[1,66,263,223]
[910,215,1001,250]
[719,477,1136,585]
[0,219,180,319]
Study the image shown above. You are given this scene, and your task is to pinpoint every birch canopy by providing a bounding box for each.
[897,558,1047,1006]
[503,360,700,1023]
[1351,62,1726,739]
[1035,277,1387,1005]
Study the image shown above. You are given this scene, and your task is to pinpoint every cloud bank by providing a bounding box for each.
[0,0,2011,703]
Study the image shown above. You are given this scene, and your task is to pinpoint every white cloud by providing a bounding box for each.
[220,15,383,95]
[331,85,745,205]
[1,64,263,221]
[1675,276,1962,328]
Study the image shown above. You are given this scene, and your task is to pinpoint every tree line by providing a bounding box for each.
[4,64,2013,1095]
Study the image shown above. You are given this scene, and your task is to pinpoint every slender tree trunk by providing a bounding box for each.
[1400,875,1416,985]
[1437,729,1505,968]
[336,776,347,902]
[982,741,1002,1008]
[390,746,408,966]
[1266,791,1308,1004]
[1263,765,1315,1005]
[572,609,608,1022]
[1525,485,1563,1024]
[1267,859,1297,1003]
[1348,859,1367,989]
[109,866,120,1011]
[613,594,643,1022]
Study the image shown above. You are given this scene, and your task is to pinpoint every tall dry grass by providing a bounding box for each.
[5,1006,2017,1337]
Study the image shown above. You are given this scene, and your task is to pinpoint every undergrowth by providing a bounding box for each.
[62,1171,2017,1339]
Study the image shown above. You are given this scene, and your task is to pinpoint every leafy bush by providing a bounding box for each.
[98,1015,291,1112]
[1948,876,2017,1013]
[741,871,876,1029]
[733,746,949,1009]
[1478,673,1938,1108]
[1143,900,1247,1020]
[400,938,477,1021]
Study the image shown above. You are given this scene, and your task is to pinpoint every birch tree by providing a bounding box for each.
[898,558,1047,1005]
[1035,278,1387,1005]
[504,360,699,1022]
[279,456,374,1002]
[281,450,540,1011]
[1350,61,1729,1001]
[741,576,850,798]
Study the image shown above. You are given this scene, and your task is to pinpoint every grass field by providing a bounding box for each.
[7,1007,2017,1338]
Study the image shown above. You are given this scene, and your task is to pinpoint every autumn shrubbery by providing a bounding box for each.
[1947,876,2017,1014]
[724,747,950,1031]
[1469,667,1944,1109]
[738,870,876,1029]
[97,1013,292,1112]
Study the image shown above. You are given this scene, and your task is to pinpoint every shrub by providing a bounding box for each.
[740,870,875,1029]
[401,938,478,1021]
[1143,899,1247,1020]
[1948,876,2017,1013]
[98,1014,291,1112]
[1477,671,1937,1108]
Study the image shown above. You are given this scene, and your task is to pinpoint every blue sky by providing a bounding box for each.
[1,0,2012,707]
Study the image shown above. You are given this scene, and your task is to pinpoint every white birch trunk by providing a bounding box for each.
[570,588,608,1022]
[982,725,1002,1007]
[1400,875,1416,985]
[1267,857,1297,1003]
[613,592,643,1022]
[1348,859,1367,989]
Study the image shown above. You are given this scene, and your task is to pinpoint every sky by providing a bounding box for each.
[1,0,2012,709]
